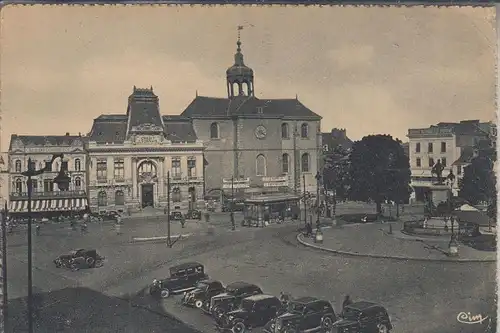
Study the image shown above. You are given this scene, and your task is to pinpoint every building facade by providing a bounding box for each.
[0,153,8,209]
[8,134,88,213]
[180,37,322,197]
[407,120,495,202]
[87,87,205,213]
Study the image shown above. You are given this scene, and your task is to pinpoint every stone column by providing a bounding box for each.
[131,157,137,199]
[157,157,164,197]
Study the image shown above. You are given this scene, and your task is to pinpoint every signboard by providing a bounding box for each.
[222,183,250,189]
[263,176,289,188]
[263,181,289,187]
[222,177,250,189]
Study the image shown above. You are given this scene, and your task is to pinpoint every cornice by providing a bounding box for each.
[87,146,205,153]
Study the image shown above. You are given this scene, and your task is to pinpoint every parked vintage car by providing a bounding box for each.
[216,294,283,332]
[265,297,337,333]
[170,211,184,221]
[54,249,105,271]
[185,209,202,220]
[203,281,263,318]
[332,301,392,333]
[149,262,208,299]
[182,279,225,308]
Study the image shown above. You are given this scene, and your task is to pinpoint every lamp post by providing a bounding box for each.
[302,174,307,228]
[166,171,171,248]
[1,202,8,331]
[22,154,68,333]
[445,171,458,256]
[314,171,323,243]
[230,176,235,231]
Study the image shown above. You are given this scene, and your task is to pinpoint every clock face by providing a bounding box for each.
[255,125,267,139]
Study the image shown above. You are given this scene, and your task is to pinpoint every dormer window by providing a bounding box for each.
[210,122,219,139]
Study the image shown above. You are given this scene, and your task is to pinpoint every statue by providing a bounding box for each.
[431,159,445,184]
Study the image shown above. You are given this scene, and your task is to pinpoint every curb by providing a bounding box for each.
[296,233,496,263]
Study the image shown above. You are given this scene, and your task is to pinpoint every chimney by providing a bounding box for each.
[65,132,70,136]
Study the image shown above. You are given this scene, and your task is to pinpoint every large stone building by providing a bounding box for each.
[407,120,496,202]
[86,87,205,213]
[8,134,88,214]
[180,37,322,197]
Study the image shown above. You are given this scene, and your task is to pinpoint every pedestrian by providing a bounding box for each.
[115,223,122,235]
[35,224,41,235]
[306,221,313,237]
[342,295,352,313]
[116,214,122,225]
[181,216,186,229]
[81,222,88,234]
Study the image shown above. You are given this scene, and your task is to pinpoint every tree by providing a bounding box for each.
[323,145,350,200]
[459,145,496,206]
[348,135,412,215]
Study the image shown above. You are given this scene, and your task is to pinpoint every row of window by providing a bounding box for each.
[414,142,447,153]
[96,186,193,206]
[414,157,462,174]
[256,152,311,176]
[209,122,311,139]
[13,177,83,193]
[14,159,82,173]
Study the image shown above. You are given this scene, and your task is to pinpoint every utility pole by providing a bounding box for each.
[231,176,235,230]
[303,173,307,228]
[315,172,321,230]
[167,171,171,248]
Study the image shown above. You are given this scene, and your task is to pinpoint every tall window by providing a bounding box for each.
[74,177,82,191]
[31,179,38,192]
[301,153,310,172]
[210,122,219,139]
[440,142,446,153]
[301,123,309,138]
[74,158,81,171]
[441,158,447,167]
[98,191,107,206]
[187,158,196,178]
[97,160,107,182]
[428,157,434,167]
[172,158,181,178]
[15,178,22,193]
[256,154,266,176]
[416,158,421,167]
[415,143,421,153]
[28,160,36,171]
[43,179,53,192]
[172,187,181,202]
[15,160,21,172]
[114,158,125,180]
[428,142,433,153]
[282,153,290,173]
[281,123,289,139]
[61,161,68,171]
[45,160,52,172]
[115,190,125,205]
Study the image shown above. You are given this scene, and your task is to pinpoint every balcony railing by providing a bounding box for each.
[10,190,87,199]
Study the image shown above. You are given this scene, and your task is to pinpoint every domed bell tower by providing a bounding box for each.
[226,27,254,98]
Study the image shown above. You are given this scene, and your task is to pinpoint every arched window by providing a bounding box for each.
[256,154,267,176]
[210,122,219,139]
[301,123,309,138]
[282,153,290,173]
[115,190,125,205]
[281,123,289,139]
[74,158,81,171]
[15,178,22,193]
[172,187,182,202]
[15,160,21,173]
[74,177,82,191]
[97,191,107,206]
[301,153,310,172]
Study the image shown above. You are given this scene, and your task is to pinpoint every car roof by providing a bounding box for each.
[347,301,381,311]
[244,294,277,302]
[171,262,203,270]
[200,279,221,284]
[293,296,319,304]
[227,281,257,289]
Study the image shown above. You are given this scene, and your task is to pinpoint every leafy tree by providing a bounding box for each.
[323,145,350,200]
[460,144,496,206]
[348,135,412,215]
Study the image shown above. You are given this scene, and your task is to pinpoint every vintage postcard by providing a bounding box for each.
[0,4,496,333]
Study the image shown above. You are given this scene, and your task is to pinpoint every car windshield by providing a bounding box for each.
[288,302,305,314]
[342,308,361,320]
[195,282,209,290]
[241,299,254,311]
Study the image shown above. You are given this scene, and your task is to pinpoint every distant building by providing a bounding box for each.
[402,142,409,157]
[321,128,353,154]
[86,87,205,213]
[0,152,8,209]
[407,120,496,202]
[8,134,88,215]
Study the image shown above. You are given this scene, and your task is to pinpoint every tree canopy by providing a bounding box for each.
[322,145,350,201]
[460,144,496,206]
[348,135,412,213]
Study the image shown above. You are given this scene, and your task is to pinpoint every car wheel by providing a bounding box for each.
[160,289,170,298]
[213,306,224,319]
[377,323,389,333]
[321,316,334,332]
[86,257,95,267]
[195,300,203,308]
[232,321,246,333]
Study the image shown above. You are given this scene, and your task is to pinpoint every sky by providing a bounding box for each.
[0,5,496,151]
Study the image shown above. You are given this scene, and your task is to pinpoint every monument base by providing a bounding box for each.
[429,184,451,206]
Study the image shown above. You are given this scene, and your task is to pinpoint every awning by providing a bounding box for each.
[8,198,88,213]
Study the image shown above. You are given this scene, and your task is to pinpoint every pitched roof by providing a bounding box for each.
[163,117,198,143]
[181,96,321,120]
[9,134,85,150]
[127,88,164,133]
[452,147,475,165]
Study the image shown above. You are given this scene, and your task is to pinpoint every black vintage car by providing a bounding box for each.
[182,279,225,308]
[266,297,337,333]
[332,301,392,333]
[54,249,105,271]
[185,209,202,220]
[216,294,283,333]
[170,211,184,221]
[149,262,208,299]
[203,282,263,318]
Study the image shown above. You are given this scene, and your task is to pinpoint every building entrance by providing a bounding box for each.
[141,184,154,208]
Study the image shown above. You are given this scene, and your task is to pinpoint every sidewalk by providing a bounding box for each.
[298,222,496,262]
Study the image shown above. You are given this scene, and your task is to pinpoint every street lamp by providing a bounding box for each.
[22,153,68,333]
[230,176,235,231]
[314,171,323,243]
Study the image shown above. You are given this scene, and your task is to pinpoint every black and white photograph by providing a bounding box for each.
[0,4,497,333]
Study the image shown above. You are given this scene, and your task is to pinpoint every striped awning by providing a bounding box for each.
[8,198,88,213]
